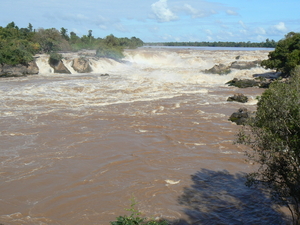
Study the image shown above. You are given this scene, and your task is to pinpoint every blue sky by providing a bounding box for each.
[1,0,299,42]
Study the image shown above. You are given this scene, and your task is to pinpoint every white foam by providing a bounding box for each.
[0,48,272,116]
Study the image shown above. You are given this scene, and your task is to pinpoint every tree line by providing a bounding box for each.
[0,22,144,65]
[146,39,277,48]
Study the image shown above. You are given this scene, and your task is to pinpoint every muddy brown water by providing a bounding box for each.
[0,48,287,224]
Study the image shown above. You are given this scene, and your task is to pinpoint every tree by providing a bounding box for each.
[261,32,300,76]
[0,23,39,65]
[60,27,69,41]
[103,34,120,47]
[28,23,33,32]
[32,28,70,53]
[237,67,300,224]
[96,42,124,60]
[6,21,17,29]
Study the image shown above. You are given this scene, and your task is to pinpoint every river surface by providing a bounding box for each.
[0,47,287,224]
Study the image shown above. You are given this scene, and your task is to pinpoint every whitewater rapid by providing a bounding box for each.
[0,47,287,224]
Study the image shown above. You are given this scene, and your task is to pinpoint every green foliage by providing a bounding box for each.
[32,28,71,53]
[60,27,69,41]
[96,43,125,60]
[95,34,143,60]
[148,39,277,48]
[261,32,300,75]
[48,52,63,65]
[236,69,300,224]
[0,21,144,66]
[110,198,169,225]
[0,23,38,65]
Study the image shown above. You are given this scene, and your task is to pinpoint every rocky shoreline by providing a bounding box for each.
[0,50,99,77]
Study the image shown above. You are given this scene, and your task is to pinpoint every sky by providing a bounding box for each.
[1,0,300,42]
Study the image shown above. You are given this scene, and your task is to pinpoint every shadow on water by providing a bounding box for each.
[171,169,288,225]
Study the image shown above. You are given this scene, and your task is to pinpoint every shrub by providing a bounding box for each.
[261,32,300,76]
[48,52,63,65]
[110,198,169,225]
[96,43,124,61]
[236,68,300,224]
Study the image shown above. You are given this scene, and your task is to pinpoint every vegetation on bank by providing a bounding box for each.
[0,22,144,65]
[235,32,300,225]
[146,39,277,48]
[261,32,300,76]
[110,198,169,225]
[237,67,300,225]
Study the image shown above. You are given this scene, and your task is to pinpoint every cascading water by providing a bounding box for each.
[0,47,288,225]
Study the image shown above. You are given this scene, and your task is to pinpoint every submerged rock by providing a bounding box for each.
[230,60,261,70]
[229,107,255,125]
[204,60,262,75]
[227,93,248,103]
[204,64,231,75]
[226,78,259,88]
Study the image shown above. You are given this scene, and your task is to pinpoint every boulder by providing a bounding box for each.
[72,57,92,73]
[0,64,26,77]
[230,60,261,70]
[226,78,259,88]
[229,107,255,125]
[49,59,71,74]
[0,61,39,77]
[27,61,39,74]
[227,93,248,103]
[204,64,231,75]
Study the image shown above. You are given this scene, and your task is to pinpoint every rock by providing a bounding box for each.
[226,78,259,88]
[100,73,109,76]
[27,61,39,74]
[49,59,71,74]
[205,60,261,75]
[72,57,92,73]
[0,64,26,77]
[227,93,248,103]
[0,61,39,77]
[204,64,231,75]
[230,60,261,70]
[229,107,255,125]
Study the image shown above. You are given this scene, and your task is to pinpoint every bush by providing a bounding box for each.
[110,198,169,225]
[96,43,124,61]
[237,69,300,224]
[32,28,71,53]
[261,32,300,76]
[48,52,63,65]
[0,39,35,65]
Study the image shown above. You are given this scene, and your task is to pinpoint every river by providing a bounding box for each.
[0,47,287,224]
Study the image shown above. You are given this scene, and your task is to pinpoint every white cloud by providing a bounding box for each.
[183,4,198,15]
[255,35,266,42]
[239,20,246,29]
[239,29,247,35]
[205,29,213,35]
[114,23,129,32]
[255,27,266,35]
[273,22,287,32]
[226,9,238,16]
[151,0,178,22]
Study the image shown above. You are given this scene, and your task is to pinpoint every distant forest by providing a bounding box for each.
[146,39,277,48]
